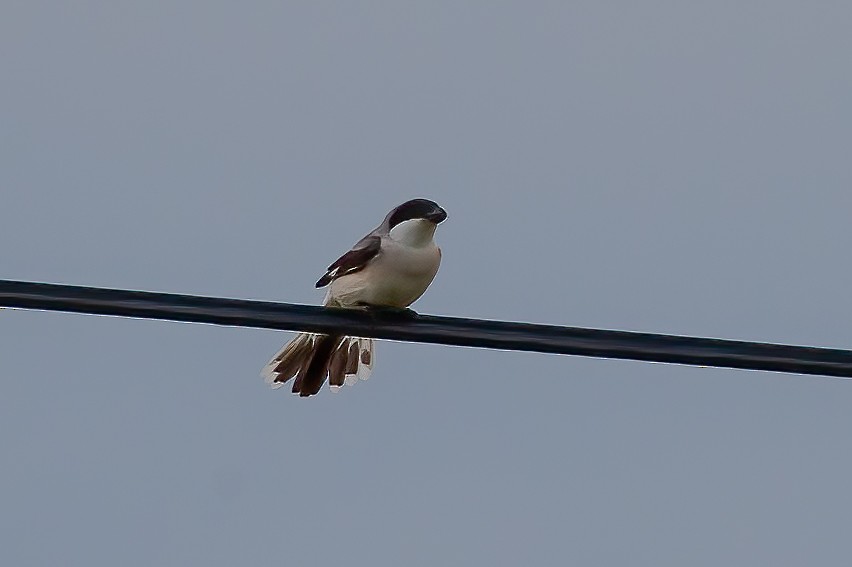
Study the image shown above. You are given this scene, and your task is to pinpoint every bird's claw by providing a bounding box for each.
[361,305,419,321]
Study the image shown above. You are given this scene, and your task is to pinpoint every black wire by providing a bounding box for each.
[2,279,851,378]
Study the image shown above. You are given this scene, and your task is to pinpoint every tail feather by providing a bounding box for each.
[261,333,315,389]
[290,365,307,394]
[357,338,374,380]
[344,341,359,375]
[298,334,342,396]
[260,333,376,397]
[328,342,349,389]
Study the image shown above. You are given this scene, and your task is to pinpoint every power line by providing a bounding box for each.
[2,279,851,378]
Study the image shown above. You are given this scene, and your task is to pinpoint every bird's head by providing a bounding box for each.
[385,199,448,245]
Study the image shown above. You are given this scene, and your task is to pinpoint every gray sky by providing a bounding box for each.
[2,2,852,565]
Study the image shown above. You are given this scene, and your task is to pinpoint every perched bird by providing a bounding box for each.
[261,198,447,397]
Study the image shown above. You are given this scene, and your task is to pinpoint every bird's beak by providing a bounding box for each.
[426,206,448,224]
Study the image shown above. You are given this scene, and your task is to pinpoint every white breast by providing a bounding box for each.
[388,218,437,246]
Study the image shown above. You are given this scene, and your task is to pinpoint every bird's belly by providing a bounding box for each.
[330,245,440,308]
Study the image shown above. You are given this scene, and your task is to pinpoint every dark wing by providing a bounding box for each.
[315,235,381,288]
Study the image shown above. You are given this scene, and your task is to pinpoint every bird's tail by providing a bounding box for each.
[261,333,375,396]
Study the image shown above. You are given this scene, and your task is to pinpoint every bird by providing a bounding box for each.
[261,198,447,397]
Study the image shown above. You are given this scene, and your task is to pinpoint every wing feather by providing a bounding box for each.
[315,235,381,288]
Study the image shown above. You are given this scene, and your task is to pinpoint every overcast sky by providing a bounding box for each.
[2,2,852,565]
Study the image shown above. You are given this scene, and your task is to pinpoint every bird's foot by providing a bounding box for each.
[358,304,419,321]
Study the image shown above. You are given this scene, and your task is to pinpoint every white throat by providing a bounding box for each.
[388,219,437,247]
